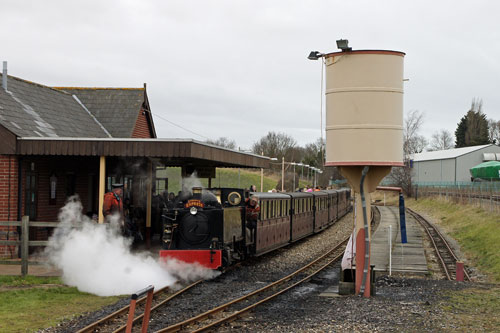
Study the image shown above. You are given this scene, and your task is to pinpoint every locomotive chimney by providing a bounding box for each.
[192,187,202,200]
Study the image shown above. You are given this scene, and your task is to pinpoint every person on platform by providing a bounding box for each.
[103,184,124,225]
[249,184,257,192]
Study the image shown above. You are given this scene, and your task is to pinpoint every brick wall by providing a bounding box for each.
[1,157,100,257]
[132,108,153,138]
[25,157,99,221]
[0,155,18,258]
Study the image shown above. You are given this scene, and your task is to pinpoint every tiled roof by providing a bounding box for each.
[412,144,494,162]
[54,87,146,138]
[0,74,110,138]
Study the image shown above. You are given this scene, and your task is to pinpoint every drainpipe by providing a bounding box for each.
[17,157,22,258]
[2,61,7,91]
[359,166,370,295]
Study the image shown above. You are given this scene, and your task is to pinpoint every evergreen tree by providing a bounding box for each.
[455,98,490,147]
[455,114,468,147]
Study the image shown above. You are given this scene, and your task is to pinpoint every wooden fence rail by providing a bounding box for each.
[0,216,58,276]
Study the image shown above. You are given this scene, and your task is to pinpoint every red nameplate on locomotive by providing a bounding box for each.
[184,200,204,208]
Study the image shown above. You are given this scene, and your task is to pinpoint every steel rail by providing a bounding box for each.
[112,280,203,333]
[155,237,349,333]
[76,280,201,333]
[192,248,346,333]
[408,208,470,281]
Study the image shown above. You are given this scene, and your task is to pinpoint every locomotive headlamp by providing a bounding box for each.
[190,207,198,215]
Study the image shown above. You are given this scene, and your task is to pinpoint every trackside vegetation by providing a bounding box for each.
[407,197,500,282]
[0,276,120,333]
[373,190,500,282]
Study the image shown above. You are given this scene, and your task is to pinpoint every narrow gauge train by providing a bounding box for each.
[159,187,351,269]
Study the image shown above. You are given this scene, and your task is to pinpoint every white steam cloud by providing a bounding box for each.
[181,172,203,195]
[44,196,219,296]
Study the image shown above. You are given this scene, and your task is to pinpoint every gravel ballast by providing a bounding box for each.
[41,208,495,332]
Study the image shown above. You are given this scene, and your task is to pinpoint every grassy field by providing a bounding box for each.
[157,167,308,193]
[0,276,120,333]
[439,286,500,332]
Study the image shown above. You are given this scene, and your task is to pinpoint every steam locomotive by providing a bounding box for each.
[159,187,351,269]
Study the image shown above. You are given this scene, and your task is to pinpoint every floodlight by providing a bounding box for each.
[307,51,324,60]
[336,39,352,52]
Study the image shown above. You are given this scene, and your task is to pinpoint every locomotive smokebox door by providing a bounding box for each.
[177,208,223,249]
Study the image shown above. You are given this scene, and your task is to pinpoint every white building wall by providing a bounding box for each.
[414,159,456,183]
[456,145,500,182]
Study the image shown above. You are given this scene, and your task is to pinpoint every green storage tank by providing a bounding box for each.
[470,161,500,180]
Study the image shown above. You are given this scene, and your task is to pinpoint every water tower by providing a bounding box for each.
[309,40,405,297]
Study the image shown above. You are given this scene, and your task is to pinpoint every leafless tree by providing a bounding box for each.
[403,110,427,155]
[488,118,500,145]
[251,131,297,161]
[428,129,454,151]
[389,110,426,196]
[206,137,237,149]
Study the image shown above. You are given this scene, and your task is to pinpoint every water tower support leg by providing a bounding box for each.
[340,166,392,297]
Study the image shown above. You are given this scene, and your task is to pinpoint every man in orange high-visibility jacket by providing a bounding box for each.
[103,184,124,224]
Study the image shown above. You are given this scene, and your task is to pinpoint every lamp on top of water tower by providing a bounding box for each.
[336,39,352,52]
[307,51,324,60]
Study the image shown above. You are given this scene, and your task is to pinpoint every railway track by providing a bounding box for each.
[154,237,350,333]
[407,208,470,281]
[76,280,202,333]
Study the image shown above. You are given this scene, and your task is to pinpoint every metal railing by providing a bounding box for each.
[126,285,154,333]
[415,181,500,191]
[415,185,500,213]
[0,216,57,276]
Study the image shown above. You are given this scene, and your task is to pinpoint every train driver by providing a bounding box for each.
[103,183,124,225]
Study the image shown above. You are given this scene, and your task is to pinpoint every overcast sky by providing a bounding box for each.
[2,1,499,149]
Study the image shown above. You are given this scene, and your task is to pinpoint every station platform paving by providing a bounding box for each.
[370,205,428,275]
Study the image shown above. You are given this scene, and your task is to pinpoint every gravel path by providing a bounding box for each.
[219,275,473,332]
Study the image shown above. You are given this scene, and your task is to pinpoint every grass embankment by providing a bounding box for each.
[439,286,500,332]
[158,167,308,193]
[0,276,120,333]
[408,197,500,283]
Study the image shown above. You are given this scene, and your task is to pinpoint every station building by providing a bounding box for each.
[0,69,268,258]
[411,144,500,184]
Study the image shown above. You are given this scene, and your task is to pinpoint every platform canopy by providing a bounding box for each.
[4,136,270,169]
